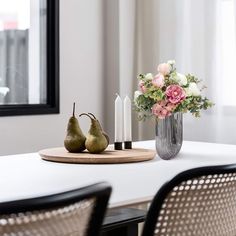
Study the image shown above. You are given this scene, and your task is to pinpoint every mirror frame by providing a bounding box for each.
[0,0,59,116]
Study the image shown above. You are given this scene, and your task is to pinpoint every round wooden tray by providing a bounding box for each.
[39,146,156,164]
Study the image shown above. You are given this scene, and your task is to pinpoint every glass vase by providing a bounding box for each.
[155,112,183,160]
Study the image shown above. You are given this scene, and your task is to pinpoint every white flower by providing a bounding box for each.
[134,90,142,107]
[176,73,187,86]
[145,73,153,80]
[134,90,142,100]
[167,60,176,65]
[134,90,142,106]
[185,82,201,96]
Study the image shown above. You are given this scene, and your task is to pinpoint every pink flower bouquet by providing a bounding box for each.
[134,60,213,120]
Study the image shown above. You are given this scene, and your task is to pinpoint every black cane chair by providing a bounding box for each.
[0,182,111,236]
[142,164,236,236]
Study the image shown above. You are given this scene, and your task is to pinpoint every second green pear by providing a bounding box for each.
[80,113,108,154]
[88,113,109,147]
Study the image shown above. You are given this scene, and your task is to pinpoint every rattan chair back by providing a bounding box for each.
[142,164,236,236]
[0,182,111,236]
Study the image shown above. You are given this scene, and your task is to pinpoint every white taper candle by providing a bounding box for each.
[115,94,123,143]
[124,95,132,141]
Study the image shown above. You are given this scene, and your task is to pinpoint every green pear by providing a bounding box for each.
[88,113,109,147]
[80,113,108,154]
[64,103,86,153]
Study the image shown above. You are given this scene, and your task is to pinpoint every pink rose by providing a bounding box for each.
[151,101,172,119]
[157,63,171,75]
[139,80,147,93]
[152,74,165,88]
[165,85,186,104]
[166,103,177,112]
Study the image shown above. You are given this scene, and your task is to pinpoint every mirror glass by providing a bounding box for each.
[0,0,46,105]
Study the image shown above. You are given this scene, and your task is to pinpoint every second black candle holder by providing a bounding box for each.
[124,141,132,149]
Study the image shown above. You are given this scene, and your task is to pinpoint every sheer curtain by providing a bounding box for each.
[103,0,236,144]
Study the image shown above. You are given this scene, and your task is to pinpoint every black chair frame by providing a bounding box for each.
[0,182,112,236]
[142,164,236,236]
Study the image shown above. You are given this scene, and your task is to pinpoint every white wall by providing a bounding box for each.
[0,0,105,156]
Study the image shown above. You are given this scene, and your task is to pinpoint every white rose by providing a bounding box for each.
[134,90,142,106]
[145,73,153,80]
[176,73,187,86]
[167,60,176,65]
[186,83,200,96]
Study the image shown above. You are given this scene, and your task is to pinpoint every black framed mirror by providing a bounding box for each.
[0,0,59,116]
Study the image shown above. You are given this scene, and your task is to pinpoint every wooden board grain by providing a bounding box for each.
[39,146,156,164]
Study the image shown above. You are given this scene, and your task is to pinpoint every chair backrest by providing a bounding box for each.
[0,182,111,236]
[142,164,236,236]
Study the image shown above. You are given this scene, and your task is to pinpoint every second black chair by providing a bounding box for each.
[142,164,236,236]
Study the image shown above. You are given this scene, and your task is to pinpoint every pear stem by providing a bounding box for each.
[88,112,97,119]
[73,102,75,117]
[79,113,93,120]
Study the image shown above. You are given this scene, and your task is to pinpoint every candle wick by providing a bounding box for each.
[115,93,119,97]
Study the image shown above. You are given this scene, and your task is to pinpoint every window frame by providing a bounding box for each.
[0,0,59,116]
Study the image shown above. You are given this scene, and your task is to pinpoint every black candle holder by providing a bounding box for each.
[124,141,132,149]
[114,142,122,150]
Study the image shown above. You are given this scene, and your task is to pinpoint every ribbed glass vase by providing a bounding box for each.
[155,112,183,160]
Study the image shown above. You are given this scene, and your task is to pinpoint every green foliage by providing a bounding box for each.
[145,88,165,101]
[137,74,145,80]
[176,96,214,117]
[135,94,155,112]
[186,74,201,84]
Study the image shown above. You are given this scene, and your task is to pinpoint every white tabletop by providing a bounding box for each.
[1,140,236,208]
